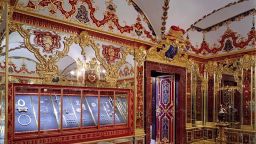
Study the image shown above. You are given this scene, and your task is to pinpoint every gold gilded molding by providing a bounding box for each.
[146,26,194,68]
[73,31,132,87]
[205,55,256,94]
[8,22,138,87]
[205,61,219,77]
[135,46,146,66]
[10,23,73,82]
[188,48,256,60]
[12,20,139,51]
[14,8,155,46]
[240,54,256,70]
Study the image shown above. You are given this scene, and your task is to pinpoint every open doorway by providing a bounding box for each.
[151,71,177,143]
[145,61,186,144]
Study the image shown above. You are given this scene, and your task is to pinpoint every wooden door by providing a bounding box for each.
[156,76,175,143]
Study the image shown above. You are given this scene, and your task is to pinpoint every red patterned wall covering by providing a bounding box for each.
[207,77,214,122]
[144,61,186,144]
[187,72,192,123]
[136,66,144,128]
[196,79,203,121]
[243,69,251,125]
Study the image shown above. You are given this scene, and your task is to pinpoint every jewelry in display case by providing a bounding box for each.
[40,96,59,130]
[15,95,38,132]
[11,84,133,143]
[115,97,128,123]
[18,114,31,126]
[83,96,98,126]
[100,96,114,125]
[16,99,28,113]
[62,96,80,128]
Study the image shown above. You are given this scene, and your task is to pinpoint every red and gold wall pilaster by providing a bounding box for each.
[134,47,147,142]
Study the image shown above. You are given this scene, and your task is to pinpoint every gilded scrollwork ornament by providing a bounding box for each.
[205,61,218,77]
[74,31,130,87]
[146,26,192,68]
[240,55,255,70]
[201,76,208,91]
[10,23,73,82]
[204,55,256,94]
[134,46,146,66]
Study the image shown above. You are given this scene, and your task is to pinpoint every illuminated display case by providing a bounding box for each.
[8,84,133,143]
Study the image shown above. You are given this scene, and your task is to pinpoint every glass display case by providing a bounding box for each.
[40,95,60,130]
[11,84,131,137]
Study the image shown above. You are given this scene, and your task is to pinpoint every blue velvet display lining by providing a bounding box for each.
[115,97,127,124]
[15,95,38,132]
[15,95,128,132]
[85,96,99,125]
[82,97,97,126]
[100,97,114,125]
[40,96,59,130]
[63,96,80,128]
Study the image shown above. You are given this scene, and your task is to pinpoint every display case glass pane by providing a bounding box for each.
[83,96,98,126]
[100,91,114,125]
[40,88,61,131]
[15,95,38,132]
[62,89,81,128]
[62,96,80,128]
[82,90,98,127]
[115,91,128,124]
[40,95,60,130]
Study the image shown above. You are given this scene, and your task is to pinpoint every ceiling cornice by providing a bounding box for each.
[190,9,255,32]
[187,0,248,32]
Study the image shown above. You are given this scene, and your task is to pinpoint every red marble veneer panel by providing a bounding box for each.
[243,69,251,125]
[208,77,214,122]
[187,73,192,123]
[196,79,202,121]
[136,66,144,128]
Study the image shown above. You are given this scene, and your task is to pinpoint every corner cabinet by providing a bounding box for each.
[8,84,134,144]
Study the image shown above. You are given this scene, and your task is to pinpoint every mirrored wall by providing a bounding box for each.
[186,55,256,130]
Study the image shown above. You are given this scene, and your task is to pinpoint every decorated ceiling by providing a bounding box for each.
[134,0,255,57]
[15,0,156,43]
